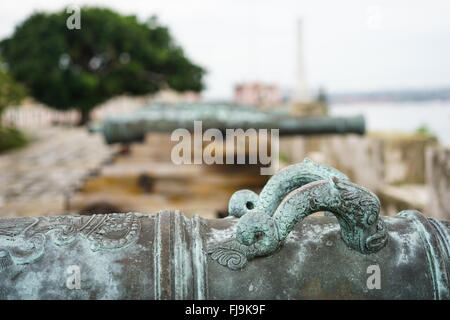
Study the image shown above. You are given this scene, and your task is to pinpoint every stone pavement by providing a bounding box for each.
[0,126,118,217]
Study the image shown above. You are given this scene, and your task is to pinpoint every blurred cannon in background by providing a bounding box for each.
[91,103,365,144]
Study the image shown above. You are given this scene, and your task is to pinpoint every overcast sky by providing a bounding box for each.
[1,0,450,99]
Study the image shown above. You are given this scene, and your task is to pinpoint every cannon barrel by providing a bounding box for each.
[0,210,448,299]
[1,159,448,299]
[96,103,365,144]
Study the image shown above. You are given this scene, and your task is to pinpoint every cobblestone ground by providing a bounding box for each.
[0,126,117,217]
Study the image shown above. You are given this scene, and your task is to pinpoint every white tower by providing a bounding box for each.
[294,19,309,103]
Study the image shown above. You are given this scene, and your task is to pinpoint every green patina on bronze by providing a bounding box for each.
[208,158,388,270]
[228,158,349,218]
[0,213,141,266]
[0,197,448,299]
[0,160,448,299]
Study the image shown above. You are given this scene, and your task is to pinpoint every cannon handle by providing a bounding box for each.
[207,174,388,271]
[227,158,349,218]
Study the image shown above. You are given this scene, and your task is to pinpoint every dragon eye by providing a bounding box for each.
[246,201,254,210]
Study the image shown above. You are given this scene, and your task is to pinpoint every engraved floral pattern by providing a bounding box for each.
[0,213,141,267]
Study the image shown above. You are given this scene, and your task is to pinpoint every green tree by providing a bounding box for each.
[0,7,205,124]
[0,59,26,122]
[0,60,28,153]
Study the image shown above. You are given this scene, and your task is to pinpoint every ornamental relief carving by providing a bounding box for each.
[0,213,141,269]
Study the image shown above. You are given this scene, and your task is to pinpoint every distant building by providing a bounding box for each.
[152,89,202,104]
[93,90,202,120]
[234,82,282,107]
[2,99,79,128]
[92,95,152,120]
[2,89,203,128]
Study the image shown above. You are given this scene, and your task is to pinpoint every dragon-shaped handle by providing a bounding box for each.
[207,159,388,270]
[227,158,349,218]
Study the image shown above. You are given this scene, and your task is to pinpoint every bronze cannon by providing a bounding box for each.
[0,159,448,299]
[95,103,365,144]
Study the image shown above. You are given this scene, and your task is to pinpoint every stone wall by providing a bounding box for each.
[425,145,450,220]
[2,103,79,128]
[280,134,435,190]
[279,133,444,218]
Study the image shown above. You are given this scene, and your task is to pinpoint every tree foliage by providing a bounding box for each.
[0,60,28,153]
[0,59,26,119]
[0,126,28,153]
[0,7,205,123]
